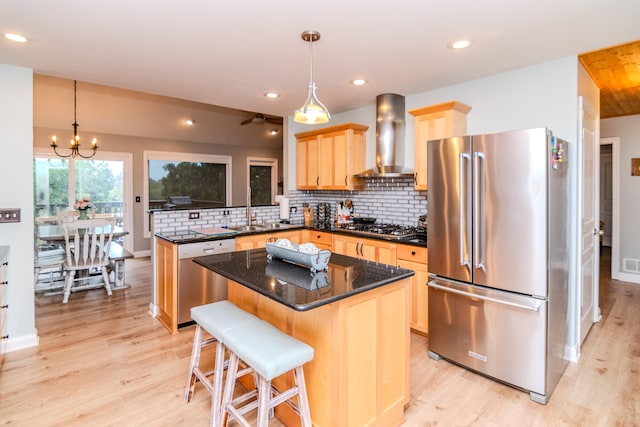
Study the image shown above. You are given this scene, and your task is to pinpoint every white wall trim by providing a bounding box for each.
[599,137,625,282]
[4,331,39,353]
[616,271,640,284]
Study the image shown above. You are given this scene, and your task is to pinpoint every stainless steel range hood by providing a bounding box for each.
[355,93,414,178]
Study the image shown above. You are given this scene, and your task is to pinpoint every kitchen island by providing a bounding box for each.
[194,248,414,427]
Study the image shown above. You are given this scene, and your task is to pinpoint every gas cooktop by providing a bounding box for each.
[336,222,426,241]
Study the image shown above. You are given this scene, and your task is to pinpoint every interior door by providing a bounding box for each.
[579,97,600,345]
[599,145,612,247]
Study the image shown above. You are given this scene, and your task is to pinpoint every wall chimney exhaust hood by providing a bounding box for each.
[355,93,414,178]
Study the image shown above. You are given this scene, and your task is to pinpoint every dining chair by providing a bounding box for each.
[61,218,115,304]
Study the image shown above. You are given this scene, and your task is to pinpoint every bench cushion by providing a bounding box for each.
[224,320,314,381]
[190,301,261,342]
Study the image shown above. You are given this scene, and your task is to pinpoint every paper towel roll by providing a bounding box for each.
[279,197,290,220]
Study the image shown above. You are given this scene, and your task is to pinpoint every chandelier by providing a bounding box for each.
[294,30,331,124]
[50,80,98,159]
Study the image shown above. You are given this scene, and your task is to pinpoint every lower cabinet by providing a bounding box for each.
[397,244,429,335]
[332,235,397,265]
[304,230,333,250]
[235,230,301,250]
[155,237,178,334]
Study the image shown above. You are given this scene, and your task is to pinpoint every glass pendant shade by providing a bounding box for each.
[294,83,330,124]
[294,31,330,124]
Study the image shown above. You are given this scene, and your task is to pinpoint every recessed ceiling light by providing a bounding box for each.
[269,128,279,136]
[5,33,28,43]
[350,79,367,86]
[264,92,280,99]
[449,39,471,50]
[184,119,194,126]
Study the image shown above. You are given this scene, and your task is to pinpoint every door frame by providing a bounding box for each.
[600,137,624,280]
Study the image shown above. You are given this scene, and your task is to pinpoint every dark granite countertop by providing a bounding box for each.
[155,224,426,247]
[193,249,415,311]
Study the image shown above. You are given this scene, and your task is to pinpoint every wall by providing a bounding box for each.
[0,64,38,352]
[601,114,640,283]
[33,126,282,254]
[287,55,581,193]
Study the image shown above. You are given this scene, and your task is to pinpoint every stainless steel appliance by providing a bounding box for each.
[427,127,569,404]
[337,222,426,241]
[177,238,236,326]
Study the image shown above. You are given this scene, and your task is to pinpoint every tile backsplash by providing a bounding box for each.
[152,176,427,235]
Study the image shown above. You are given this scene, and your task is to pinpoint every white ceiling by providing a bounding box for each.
[2,1,639,130]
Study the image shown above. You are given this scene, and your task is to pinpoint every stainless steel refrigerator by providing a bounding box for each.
[427,127,570,404]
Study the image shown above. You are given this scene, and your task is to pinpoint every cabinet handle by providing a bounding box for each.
[344,176,348,186]
[316,176,320,186]
[414,172,418,186]
[411,251,416,256]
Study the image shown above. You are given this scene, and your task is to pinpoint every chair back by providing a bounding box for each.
[62,218,115,269]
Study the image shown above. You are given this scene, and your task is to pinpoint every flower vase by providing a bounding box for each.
[78,209,90,220]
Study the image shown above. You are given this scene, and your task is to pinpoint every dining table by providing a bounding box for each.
[37,223,128,244]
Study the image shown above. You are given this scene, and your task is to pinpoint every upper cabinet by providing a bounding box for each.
[295,123,368,191]
[409,101,471,190]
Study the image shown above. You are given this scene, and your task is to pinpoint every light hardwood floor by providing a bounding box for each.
[1,248,638,426]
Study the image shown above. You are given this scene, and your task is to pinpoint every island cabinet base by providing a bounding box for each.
[228,278,411,427]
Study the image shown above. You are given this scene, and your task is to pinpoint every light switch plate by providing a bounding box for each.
[0,208,21,223]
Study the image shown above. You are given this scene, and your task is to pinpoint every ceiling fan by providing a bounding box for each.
[240,112,283,126]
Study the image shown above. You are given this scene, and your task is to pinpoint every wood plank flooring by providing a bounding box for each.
[1,248,638,426]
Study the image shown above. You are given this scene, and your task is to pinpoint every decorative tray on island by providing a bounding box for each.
[265,240,331,273]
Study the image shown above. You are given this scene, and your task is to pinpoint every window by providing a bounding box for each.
[247,157,278,205]
[34,149,133,251]
[143,151,232,237]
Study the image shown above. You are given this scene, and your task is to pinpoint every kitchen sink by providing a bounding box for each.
[262,222,298,230]
[229,225,267,232]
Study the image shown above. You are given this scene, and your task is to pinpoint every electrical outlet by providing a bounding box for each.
[0,208,21,223]
[189,212,200,220]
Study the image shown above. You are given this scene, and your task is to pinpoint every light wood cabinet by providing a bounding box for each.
[295,123,368,191]
[409,101,471,190]
[228,277,410,427]
[235,230,301,250]
[333,234,397,265]
[397,244,429,335]
[303,229,333,250]
[155,237,178,334]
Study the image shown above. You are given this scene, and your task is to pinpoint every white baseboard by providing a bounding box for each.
[148,302,158,317]
[4,330,39,353]
[612,270,640,284]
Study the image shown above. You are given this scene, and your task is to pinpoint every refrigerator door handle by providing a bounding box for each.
[459,152,471,269]
[428,281,541,312]
[473,152,486,271]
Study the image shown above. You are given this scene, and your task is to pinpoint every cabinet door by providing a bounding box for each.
[397,245,429,335]
[361,239,397,264]
[296,136,319,189]
[398,258,429,335]
[333,235,362,259]
[414,112,448,190]
[319,131,348,189]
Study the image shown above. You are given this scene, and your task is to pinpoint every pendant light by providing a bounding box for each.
[50,80,98,159]
[294,30,331,124]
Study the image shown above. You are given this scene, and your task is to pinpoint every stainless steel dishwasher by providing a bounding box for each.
[177,238,236,326]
